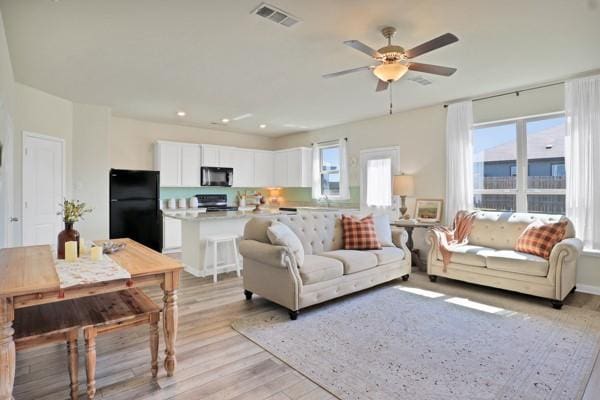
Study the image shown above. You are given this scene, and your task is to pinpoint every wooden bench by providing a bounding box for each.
[14,289,161,400]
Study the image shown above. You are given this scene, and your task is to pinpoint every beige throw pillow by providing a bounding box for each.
[267,221,305,267]
[372,214,394,247]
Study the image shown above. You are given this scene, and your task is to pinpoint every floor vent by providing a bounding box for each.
[409,75,433,86]
[252,3,301,28]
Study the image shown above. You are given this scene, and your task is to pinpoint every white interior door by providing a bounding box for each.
[0,100,15,248]
[22,132,65,246]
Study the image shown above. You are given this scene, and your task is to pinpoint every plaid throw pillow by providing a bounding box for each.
[342,214,382,250]
[515,220,568,259]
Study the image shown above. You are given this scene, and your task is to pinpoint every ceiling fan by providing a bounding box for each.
[323,27,459,113]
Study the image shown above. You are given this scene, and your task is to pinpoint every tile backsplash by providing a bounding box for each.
[160,186,360,208]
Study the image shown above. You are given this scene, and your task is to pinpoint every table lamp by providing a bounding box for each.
[393,174,415,219]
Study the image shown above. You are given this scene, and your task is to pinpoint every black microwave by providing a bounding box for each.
[201,166,233,187]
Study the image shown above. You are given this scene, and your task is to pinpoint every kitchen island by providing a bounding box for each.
[164,209,293,277]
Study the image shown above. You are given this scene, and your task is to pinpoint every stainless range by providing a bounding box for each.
[194,194,238,212]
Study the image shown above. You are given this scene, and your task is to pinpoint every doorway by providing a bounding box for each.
[22,132,65,246]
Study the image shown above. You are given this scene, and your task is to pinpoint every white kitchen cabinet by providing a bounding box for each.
[180,144,201,186]
[218,147,236,169]
[232,149,255,187]
[163,216,182,252]
[274,151,288,187]
[155,142,181,186]
[254,151,275,188]
[155,141,201,187]
[201,145,220,167]
[274,148,312,187]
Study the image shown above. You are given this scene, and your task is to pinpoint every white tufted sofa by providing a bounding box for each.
[239,212,411,319]
[425,211,583,308]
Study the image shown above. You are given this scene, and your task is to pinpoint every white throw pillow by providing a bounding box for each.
[267,221,305,267]
[372,214,394,247]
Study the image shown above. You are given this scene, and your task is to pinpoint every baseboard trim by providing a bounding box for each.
[575,284,600,296]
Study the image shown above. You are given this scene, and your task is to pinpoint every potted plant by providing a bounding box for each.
[57,199,92,259]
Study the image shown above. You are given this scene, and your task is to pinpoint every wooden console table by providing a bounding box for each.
[0,238,182,400]
[391,221,439,270]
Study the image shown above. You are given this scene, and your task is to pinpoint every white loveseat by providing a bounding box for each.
[239,212,411,319]
[425,211,583,308]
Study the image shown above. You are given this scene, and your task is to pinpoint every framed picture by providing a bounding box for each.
[414,199,443,222]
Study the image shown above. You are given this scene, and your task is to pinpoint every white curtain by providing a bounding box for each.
[311,143,321,199]
[338,138,350,200]
[565,75,600,250]
[366,158,392,207]
[445,100,474,224]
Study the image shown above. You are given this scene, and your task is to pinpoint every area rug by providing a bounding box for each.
[232,280,600,400]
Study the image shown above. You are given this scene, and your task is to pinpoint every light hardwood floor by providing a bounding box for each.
[13,265,600,400]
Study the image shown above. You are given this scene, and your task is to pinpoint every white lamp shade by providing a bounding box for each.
[373,63,408,82]
[393,175,415,196]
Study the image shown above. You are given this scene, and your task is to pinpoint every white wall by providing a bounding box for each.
[110,116,275,171]
[73,103,111,240]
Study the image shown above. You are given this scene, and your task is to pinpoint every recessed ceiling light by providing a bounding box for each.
[259,124,267,129]
[221,118,230,123]
[176,111,186,117]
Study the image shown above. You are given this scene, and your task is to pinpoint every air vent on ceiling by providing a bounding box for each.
[252,3,301,28]
[408,75,433,86]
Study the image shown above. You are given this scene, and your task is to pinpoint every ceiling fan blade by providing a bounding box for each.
[343,40,382,59]
[322,65,375,79]
[376,79,389,92]
[408,62,457,76]
[405,33,458,59]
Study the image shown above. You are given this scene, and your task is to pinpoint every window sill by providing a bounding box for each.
[581,249,600,258]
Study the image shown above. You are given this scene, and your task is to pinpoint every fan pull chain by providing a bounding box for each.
[389,82,393,115]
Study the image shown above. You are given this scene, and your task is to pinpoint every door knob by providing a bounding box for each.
[9,217,19,222]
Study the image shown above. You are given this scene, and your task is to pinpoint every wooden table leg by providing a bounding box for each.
[66,330,79,400]
[0,297,15,400]
[84,327,97,400]
[149,312,159,378]
[162,271,179,377]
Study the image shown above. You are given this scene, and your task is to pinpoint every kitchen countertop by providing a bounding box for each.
[163,209,295,221]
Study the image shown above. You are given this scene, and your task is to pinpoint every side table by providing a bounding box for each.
[391,220,439,271]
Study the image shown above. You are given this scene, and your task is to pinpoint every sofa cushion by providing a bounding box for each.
[267,221,305,267]
[342,214,382,250]
[369,247,405,265]
[320,250,378,274]
[515,220,567,259]
[372,214,394,247]
[436,245,494,267]
[299,255,344,285]
[485,250,549,277]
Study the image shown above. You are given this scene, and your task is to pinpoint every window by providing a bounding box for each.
[319,145,340,196]
[473,114,566,214]
[366,158,392,207]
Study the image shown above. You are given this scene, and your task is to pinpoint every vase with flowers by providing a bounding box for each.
[57,199,92,259]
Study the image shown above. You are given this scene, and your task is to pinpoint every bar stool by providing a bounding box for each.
[204,234,241,283]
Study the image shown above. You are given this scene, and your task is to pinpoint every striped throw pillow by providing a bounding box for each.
[515,220,568,259]
[342,214,382,250]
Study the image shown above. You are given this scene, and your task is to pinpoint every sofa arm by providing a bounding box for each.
[239,240,295,269]
[425,230,440,273]
[550,237,583,265]
[391,227,409,249]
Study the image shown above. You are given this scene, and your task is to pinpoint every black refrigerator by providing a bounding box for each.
[109,169,163,252]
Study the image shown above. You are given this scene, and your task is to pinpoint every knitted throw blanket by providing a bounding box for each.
[432,211,477,272]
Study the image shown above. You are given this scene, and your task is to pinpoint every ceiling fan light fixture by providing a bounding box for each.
[373,63,408,82]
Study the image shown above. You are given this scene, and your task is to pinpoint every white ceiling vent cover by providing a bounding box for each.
[252,3,301,28]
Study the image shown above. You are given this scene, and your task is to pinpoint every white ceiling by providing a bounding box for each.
[1,0,599,136]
